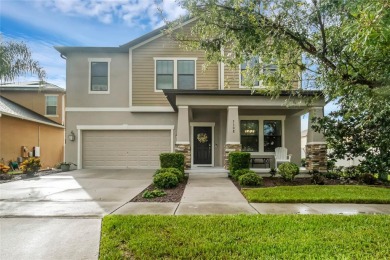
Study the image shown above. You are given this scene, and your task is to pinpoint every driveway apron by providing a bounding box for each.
[0,169,153,260]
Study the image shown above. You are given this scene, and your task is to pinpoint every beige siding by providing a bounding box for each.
[132,23,219,106]
[224,66,240,89]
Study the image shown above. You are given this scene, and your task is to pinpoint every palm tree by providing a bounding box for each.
[0,39,46,83]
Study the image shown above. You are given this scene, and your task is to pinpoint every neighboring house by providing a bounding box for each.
[55,19,326,171]
[0,82,65,168]
[301,130,362,167]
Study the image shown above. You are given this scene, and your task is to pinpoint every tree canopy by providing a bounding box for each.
[173,0,390,179]
[0,39,45,83]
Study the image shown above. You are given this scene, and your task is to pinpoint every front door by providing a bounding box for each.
[193,126,212,165]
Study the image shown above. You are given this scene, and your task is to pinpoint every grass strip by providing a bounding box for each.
[242,185,390,203]
[100,215,390,259]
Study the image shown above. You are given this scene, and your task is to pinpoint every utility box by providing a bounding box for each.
[21,146,28,157]
[33,146,40,157]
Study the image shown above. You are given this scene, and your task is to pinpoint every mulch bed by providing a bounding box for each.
[231,175,389,190]
[0,169,62,184]
[131,176,188,202]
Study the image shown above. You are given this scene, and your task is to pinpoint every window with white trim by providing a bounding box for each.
[45,95,58,116]
[89,58,111,94]
[155,58,196,91]
[240,117,284,153]
[240,57,277,88]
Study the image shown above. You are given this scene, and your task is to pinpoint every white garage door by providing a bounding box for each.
[82,130,171,169]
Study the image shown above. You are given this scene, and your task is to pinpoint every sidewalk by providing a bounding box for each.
[113,172,390,215]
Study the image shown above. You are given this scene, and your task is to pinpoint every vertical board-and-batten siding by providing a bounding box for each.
[132,23,219,106]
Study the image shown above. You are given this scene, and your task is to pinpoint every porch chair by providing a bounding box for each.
[274,147,291,169]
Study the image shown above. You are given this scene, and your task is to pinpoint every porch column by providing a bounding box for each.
[175,106,191,169]
[224,106,242,169]
[306,107,327,172]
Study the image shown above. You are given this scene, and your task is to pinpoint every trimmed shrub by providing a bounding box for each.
[278,162,300,181]
[232,169,253,181]
[160,153,185,173]
[155,168,184,182]
[142,189,166,199]
[311,172,325,185]
[153,172,179,189]
[359,173,376,185]
[239,172,263,186]
[229,152,250,175]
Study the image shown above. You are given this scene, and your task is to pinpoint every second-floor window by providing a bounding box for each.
[45,95,57,116]
[89,58,111,94]
[240,57,277,88]
[155,58,196,91]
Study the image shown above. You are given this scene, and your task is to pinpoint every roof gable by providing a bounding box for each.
[0,96,63,128]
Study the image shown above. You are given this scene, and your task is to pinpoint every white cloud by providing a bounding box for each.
[41,0,185,28]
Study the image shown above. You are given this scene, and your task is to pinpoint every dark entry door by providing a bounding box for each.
[193,126,212,164]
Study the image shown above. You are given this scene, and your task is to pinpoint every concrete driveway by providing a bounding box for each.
[0,169,153,260]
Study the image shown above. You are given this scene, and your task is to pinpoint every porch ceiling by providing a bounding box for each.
[163,90,325,113]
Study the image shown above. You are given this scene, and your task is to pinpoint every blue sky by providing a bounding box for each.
[0,0,336,130]
[1,0,184,88]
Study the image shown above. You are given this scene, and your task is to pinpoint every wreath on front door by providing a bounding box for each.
[197,133,208,143]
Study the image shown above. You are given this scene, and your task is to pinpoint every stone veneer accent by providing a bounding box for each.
[175,144,191,169]
[224,144,242,169]
[306,143,327,172]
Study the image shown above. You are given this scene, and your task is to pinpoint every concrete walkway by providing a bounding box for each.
[114,171,390,215]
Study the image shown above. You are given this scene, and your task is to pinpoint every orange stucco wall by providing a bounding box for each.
[0,115,64,168]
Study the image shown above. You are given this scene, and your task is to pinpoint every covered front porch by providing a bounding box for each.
[164,90,327,171]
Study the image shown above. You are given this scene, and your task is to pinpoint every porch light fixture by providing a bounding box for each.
[68,131,76,142]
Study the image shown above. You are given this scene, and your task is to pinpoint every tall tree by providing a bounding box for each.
[0,39,46,83]
[172,0,390,180]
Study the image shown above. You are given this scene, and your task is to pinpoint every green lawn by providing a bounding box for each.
[242,185,390,203]
[100,215,390,259]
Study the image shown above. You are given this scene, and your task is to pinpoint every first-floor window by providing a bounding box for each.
[240,120,259,152]
[263,120,282,152]
[46,95,57,115]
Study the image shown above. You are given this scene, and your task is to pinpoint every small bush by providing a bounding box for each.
[232,169,253,181]
[359,173,376,185]
[142,189,167,199]
[155,168,184,182]
[0,163,11,173]
[160,153,185,173]
[20,158,41,174]
[324,170,341,180]
[311,173,325,185]
[153,172,179,189]
[229,152,250,175]
[269,168,277,177]
[278,162,300,181]
[340,166,362,180]
[239,172,263,186]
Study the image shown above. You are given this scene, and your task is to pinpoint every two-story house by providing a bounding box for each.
[0,81,65,168]
[55,19,326,171]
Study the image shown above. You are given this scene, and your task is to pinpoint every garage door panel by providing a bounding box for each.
[82,130,171,169]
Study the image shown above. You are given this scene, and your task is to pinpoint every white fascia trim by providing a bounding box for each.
[66,107,131,112]
[226,142,241,145]
[76,125,175,130]
[1,112,64,128]
[65,106,175,112]
[130,106,174,112]
[176,141,190,145]
[190,122,216,127]
[307,142,327,145]
[88,58,111,95]
[129,49,133,106]
[129,17,197,51]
